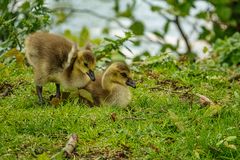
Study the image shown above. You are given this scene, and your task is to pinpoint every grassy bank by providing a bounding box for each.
[0,59,239,159]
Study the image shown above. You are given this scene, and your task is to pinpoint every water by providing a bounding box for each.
[46,0,211,58]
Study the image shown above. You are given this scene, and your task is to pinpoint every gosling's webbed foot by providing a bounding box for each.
[55,83,61,99]
[36,85,44,105]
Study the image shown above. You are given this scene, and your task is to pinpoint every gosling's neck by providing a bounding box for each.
[102,72,112,91]
[61,61,89,88]
[65,60,84,80]
[102,73,125,92]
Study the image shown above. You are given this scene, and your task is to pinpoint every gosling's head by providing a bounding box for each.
[104,62,136,88]
[75,49,96,81]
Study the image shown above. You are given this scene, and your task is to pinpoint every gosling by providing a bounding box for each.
[82,62,136,107]
[25,32,96,104]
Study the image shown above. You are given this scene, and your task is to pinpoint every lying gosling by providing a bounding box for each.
[25,32,96,104]
[82,62,136,107]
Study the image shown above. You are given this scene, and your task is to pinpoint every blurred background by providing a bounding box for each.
[46,0,210,59]
[1,0,240,65]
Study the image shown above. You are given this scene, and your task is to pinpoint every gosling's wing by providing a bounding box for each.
[25,32,73,69]
[65,42,78,69]
[78,89,94,104]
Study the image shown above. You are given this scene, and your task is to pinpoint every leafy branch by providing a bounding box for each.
[143,0,192,55]
[94,32,134,61]
[0,0,51,54]
[174,16,192,54]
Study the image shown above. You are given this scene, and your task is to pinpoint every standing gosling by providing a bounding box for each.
[82,62,136,107]
[25,32,96,104]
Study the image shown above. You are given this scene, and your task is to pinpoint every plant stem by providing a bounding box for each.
[174,16,192,54]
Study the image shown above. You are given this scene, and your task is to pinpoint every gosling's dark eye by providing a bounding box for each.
[121,73,127,78]
[84,63,88,67]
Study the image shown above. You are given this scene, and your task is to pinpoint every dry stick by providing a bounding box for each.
[63,134,78,157]
[51,133,78,159]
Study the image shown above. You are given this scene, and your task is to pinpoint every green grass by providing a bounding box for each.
[0,60,239,159]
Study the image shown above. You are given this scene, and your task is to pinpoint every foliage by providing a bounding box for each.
[207,0,240,40]
[213,32,240,66]
[63,27,93,48]
[1,1,240,159]
[1,0,240,61]
[94,32,133,61]
[112,0,240,56]
[51,0,240,60]
[0,58,239,159]
[0,48,25,67]
[63,28,134,67]
[0,0,51,54]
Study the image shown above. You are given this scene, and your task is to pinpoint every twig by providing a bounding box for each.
[52,7,126,28]
[63,133,78,157]
[143,0,192,55]
[174,16,192,54]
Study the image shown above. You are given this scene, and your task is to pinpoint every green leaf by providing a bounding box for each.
[63,29,78,43]
[91,38,102,45]
[113,0,120,13]
[132,40,141,46]
[216,140,224,146]
[199,27,211,41]
[225,136,237,142]
[129,21,145,35]
[36,0,44,6]
[168,110,185,132]
[21,1,30,11]
[216,7,232,21]
[79,26,90,47]
[204,104,223,117]
[180,2,192,16]
[213,33,240,66]
[196,12,207,19]
[164,21,170,34]
[234,91,239,98]
[203,46,208,54]
[153,31,164,39]
[112,52,125,61]
[224,143,237,150]
[193,149,201,159]
[102,27,109,34]
[151,5,161,12]
[37,152,50,160]
[55,11,67,24]
[117,8,132,18]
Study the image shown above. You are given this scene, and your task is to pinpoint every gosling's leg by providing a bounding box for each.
[36,85,44,104]
[55,83,61,99]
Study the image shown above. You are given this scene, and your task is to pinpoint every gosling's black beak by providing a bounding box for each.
[87,70,95,81]
[126,78,136,88]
